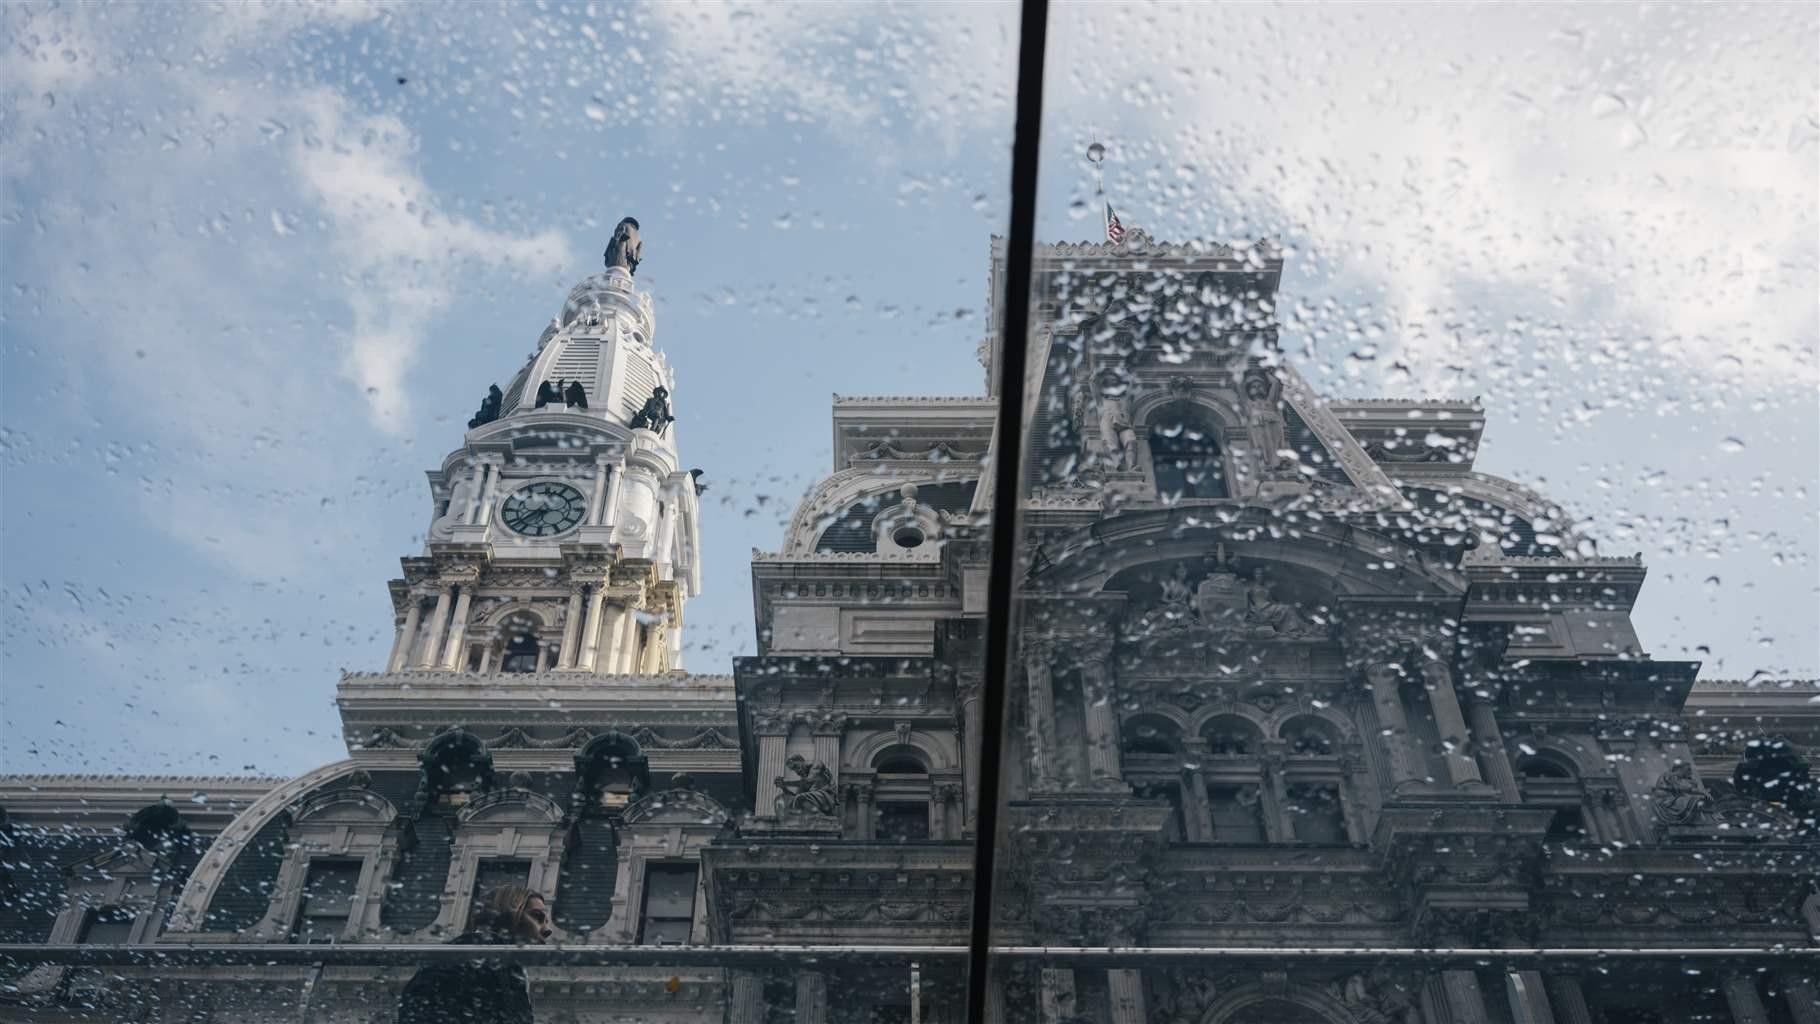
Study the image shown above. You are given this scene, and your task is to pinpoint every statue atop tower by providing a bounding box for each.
[603,216,642,277]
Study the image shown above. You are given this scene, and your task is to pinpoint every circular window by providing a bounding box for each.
[893,526,926,549]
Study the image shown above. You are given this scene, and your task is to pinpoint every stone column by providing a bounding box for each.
[578,588,608,671]
[601,460,625,532]
[1441,970,1492,1024]
[1780,973,1820,1024]
[474,459,500,527]
[1365,662,1423,792]
[557,587,585,669]
[983,971,1007,1024]
[1108,968,1146,1024]
[614,601,642,674]
[388,595,424,672]
[1723,974,1771,1024]
[754,722,789,817]
[588,457,611,526]
[416,586,453,669]
[1543,975,1594,1024]
[598,600,627,672]
[639,619,664,673]
[439,587,473,670]
[1179,739,1214,843]
[813,718,844,791]
[935,784,961,840]
[655,491,678,566]
[1465,694,1521,801]
[958,676,984,830]
[1039,968,1076,1024]
[1420,662,1484,788]
[856,783,875,839]
[794,971,829,1024]
[462,463,488,523]
[1079,651,1123,784]
[1505,971,1556,1024]
[477,646,495,673]
[1260,746,1292,841]
[1338,754,1370,843]
[728,971,766,1024]
[1024,641,1057,790]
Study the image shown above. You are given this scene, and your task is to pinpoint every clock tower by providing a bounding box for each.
[381,228,700,679]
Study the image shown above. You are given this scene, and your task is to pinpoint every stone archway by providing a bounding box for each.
[1205,982,1391,1024]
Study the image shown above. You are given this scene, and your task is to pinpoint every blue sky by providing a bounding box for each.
[3,2,1814,776]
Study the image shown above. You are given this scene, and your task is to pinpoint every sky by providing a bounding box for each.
[2,1,1815,777]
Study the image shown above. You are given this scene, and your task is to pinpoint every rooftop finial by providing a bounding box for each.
[603,216,642,277]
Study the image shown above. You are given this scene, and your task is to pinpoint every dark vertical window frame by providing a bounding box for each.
[965,0,1050,1020]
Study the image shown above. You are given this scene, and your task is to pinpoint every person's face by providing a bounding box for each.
[515,895,553,943]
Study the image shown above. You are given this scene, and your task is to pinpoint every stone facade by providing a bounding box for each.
[3,236,1817,1023]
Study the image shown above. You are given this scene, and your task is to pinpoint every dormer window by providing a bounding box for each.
[873,484,944,555]
[574,733,652,816]
[292,860,361,943]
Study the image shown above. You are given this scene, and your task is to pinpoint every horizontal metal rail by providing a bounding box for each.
[4,943,1815,968]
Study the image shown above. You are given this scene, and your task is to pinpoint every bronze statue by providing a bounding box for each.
[603,216,642,277]
[533,379,559,409]
[773,755,837,817]
[563,380,588,410]
[628,385,673,436]
[467,384,503,429]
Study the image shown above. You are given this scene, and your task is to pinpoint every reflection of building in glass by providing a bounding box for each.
[2,231,1817,1022]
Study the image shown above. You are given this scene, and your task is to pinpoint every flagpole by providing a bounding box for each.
[1087,131,1107,239]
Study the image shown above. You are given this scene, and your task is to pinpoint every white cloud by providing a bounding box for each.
[1043,3,1817,397]
[286,87,570,430]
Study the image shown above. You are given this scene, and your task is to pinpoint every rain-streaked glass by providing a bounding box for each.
[3,2,1817,1023]
[983,3,1818,1023]
[3,2,1016,1020]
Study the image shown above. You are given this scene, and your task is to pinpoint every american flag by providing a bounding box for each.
[1104,202,1125,244]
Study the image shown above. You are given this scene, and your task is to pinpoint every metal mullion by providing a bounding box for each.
[965,0,1051,1021]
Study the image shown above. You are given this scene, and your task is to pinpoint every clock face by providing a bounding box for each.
[499,482,587,537]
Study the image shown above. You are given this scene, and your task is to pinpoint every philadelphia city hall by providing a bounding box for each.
[3,217,1816,1024]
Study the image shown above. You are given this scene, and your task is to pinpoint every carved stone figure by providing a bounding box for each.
[467,384,503,429]
[1241,367,1292,472]
[533,379,560,409]
[602,216,642,277]
[628,385,674,436]
[1095,375,1139,470]
[1151,970,1218,1024]
[1131,564,1197,637]
[1244,578,1321,637]
[1651,762,1714,830]
[773,755,837,817]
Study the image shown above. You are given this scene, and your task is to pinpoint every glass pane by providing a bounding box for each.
[0,1,1018,1020]
[989,2,1820,1021]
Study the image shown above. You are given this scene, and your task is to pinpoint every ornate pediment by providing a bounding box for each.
[1122,550,1335,654]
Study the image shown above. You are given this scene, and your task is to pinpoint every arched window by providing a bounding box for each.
[498,616,542,674]
[1201,716,1267,843]
[1121,715,1187,841]
[1518,753,1593,842]
[1278,716,1352,844]
[1147,404,1228,500]
[874,753,931,842]
[1121,715,1181,758]
[1203,715,1258,756]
